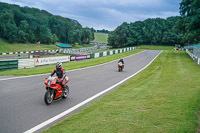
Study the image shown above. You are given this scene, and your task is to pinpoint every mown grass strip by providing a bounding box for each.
[94,32,108,44]
[43,50,200,133]
[137,45,174,50]
[0,39,95,53]
[0,49,142,76]
[0,40,58,53]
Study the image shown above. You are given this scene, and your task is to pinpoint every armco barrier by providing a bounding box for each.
[107,51,110,56]
[186,49,199,65]
[18,59,35,69]
[90,47,135,59]
[94,53,100,58]
[70,55,89,61]
[34,56,70,66]
[99,52,103,57]
[110,51,113,55]
[18,56,70,69]
[90,53,95,59]
[0,50,57,56]
[0,60,18,71]
[103,51,107,56]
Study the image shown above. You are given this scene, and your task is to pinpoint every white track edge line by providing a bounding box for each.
[0,50,146,81]
[23,50,162,133]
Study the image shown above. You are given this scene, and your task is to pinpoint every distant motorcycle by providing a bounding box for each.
[44,76,69,105]
[118,62,124,72]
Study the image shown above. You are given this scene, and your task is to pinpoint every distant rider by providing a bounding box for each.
[118,58,124,69]
[118,58,124,65]
[51,62,66,89]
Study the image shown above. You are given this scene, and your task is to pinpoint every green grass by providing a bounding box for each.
[136,45,174,50]
[0,49,143,76]
[0,39,58,53]
[94,32,108,44]
[0,39,95,53]
[72,43,95,48]
[43,51,200,133]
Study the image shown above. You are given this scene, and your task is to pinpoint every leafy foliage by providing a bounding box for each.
[178,0,200,44]
[109,0,200,48]
[0,2,94,44]
[109,17,182,48]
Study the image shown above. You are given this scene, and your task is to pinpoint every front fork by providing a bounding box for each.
[46,87,55,99]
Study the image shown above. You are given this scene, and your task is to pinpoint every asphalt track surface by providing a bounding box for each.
[0,50,161,133]
[0,54,28,59]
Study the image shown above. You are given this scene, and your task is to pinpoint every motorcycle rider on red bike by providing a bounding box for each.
[51,62,66,90]
[118,58,124,68]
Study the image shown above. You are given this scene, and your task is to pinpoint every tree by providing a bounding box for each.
[82,28,93,44]
[127,21,145,45]
[178,0,200,44]
[72,29,82,44]
[108,17,183,47]
[52,34,58,44]
[0,11,18,43]
[109,22,129,48]
[17,20,29,43]
[38,25,53,44]
[0,2,89,44]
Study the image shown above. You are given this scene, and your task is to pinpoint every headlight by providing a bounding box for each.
[48,81,51,87]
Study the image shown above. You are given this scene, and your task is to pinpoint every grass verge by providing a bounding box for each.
[136,45,174,50]
[0,39,95,53]
[0,39,58,53]
[94,32,108,44]
[72,43,95,48]
[0,49,142,76]
[43,50,200,133]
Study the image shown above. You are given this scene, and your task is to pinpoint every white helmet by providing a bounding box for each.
[56,62,62,69]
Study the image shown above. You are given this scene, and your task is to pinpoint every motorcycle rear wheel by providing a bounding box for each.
[62,85,69,99]
[44,90,54,105]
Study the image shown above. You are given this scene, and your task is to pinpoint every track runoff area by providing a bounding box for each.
[0,50,161,133]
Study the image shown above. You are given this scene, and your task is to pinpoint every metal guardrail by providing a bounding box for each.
[186,49,200,65]
[0,50,58,56]
[0,60,18,71]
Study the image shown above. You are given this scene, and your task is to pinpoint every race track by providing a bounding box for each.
[0,50,161,133]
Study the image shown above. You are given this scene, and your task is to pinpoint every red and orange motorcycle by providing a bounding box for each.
[44,76,69,105]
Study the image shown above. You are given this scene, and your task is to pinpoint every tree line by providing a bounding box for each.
[96,29,110,34]
[0,2,94,44]
[108,0,200,48]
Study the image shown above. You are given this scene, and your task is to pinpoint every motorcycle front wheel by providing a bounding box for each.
[44,90,54,105]
[62,85,69,99]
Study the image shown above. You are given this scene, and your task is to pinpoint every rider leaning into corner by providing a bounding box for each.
[51,62,66,89]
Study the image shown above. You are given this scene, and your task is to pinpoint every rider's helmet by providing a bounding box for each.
[120,58,123,61]
[56,62,62,69]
